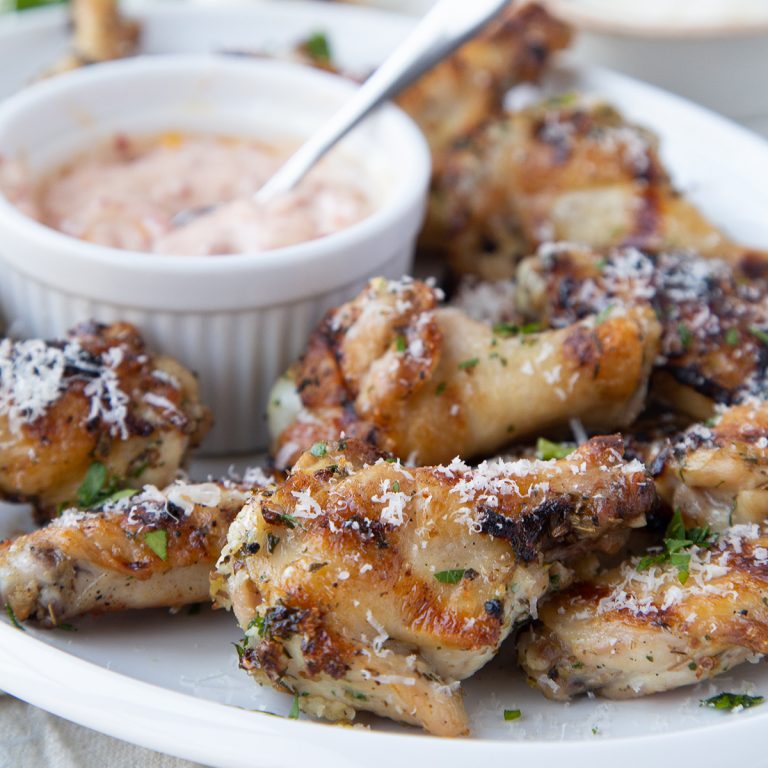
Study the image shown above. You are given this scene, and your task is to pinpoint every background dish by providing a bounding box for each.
[1,2,768,766]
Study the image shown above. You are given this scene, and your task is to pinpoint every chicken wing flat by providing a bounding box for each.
[516,244,768,416]
[268,277,660,468]
[0,475,271,627]
[425,98,767,280]
[0,322,210,519]
[518,522,768,701]
[396,3,571,173]
[647,401,768,532]
[212,436,653,735]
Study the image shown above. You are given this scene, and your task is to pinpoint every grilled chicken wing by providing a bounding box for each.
[212,436,653,735]
[396,3,571,173]
[647,401,768,531]
[268,277,660,468]
[0,322,210,520]
[46,0,140,76]
[425,98,767,280]
[0,475,270,627]
[518,523,768,701]
[516,244,768,416]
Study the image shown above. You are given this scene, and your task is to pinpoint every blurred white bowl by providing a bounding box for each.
[546,0,768,129]
[0,54,431,453]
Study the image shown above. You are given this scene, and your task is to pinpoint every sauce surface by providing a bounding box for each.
[29,132,374,255]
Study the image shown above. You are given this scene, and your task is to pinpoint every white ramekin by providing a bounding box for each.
[0,54,431,454]
[545,1,768,127]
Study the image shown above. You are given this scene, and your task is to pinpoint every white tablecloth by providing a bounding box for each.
[0,696,203,768]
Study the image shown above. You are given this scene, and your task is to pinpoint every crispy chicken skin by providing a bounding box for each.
[648,401,768,531]
[268,277,661,468]
[0,478,269,627]
[212,437,653,735]
[516,244,768,416]
[425,99,767,280]
[518,523,768,701]
[46,0,140,76]
[396,3,571,173]
[0,322,210,519]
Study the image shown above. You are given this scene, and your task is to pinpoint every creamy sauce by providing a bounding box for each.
[29,132,374,255]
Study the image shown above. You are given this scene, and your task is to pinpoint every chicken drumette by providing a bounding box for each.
[212,436,653,735]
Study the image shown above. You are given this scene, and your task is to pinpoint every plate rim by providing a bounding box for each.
[2,2,768,764]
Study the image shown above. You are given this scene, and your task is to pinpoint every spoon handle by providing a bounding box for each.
[255,0,510,202]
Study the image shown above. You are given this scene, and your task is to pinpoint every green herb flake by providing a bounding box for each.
[346,688,367,701]
[595,304,614,325]
[701,693,764,711]
[435,381,447,396]
[395,335,407,353]
[77,462,108,507]
[646,655,654,662]
[750,326,768,346]
[101,487,138,505]
[310,442,327,457]
[493,322,519,337]
[434,569,466,585]
[5,603,25,632]
[233,641,246,661]
[392,480,400,493]
[503,709,522,722]
[458,357,479,371]
[280,514,298,529]
[54,622,77,632]
[288,692,301,719]
[267,533,280,554]
[688,661,698,671]
[592,726,600,735]
[144,529,168,561]
[303,32,331,63]
[678,323,693,350]
[248,615,266,636]
[725,328,741,346]
[536,438,575,461]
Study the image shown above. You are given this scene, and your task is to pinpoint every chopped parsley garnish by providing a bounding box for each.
[395,335,407,353]
[688,661,698,671]
[54,622,78,632]
[76,461,136,509]
[492,322,540,337]
[77,462,108,506]
[594,304,614,325]
[310,442,327,457]
[392,480,400,493]
[749,326,768,346]
[288,692,301,719]
[279,513,298,529]
[701,692,764,711]
[535,438,575,461]
[144,529,168,561]
[678,323,693,350]
[636,509,716,584]
[248,615,266,636]
[346,688,367,701]
[434,569,466,584]
[233,640,246,661]
[503,709,522,721]
[303,32,331,64]
[725,328,741,346]
[458,357,479,371]
[435,381,447,396]
[5,603,24,631]
[591,726,599,735]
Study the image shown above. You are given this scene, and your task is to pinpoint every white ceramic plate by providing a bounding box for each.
[2,3,768,766]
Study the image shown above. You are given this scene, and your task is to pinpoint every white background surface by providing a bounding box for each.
[3,1,768,766]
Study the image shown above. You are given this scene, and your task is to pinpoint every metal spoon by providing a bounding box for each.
[172,0,510,227]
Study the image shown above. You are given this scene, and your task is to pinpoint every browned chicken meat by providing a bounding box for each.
[396,3,571,173]
[268,277,660,468]
[46,0,140,76]
[648,401,768,531]
[516,244,768,417]
[0,322,210,519]
[0,473,271,627]
[518,521,768,701]
[212,436,654,736]
[425,98,767,280]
